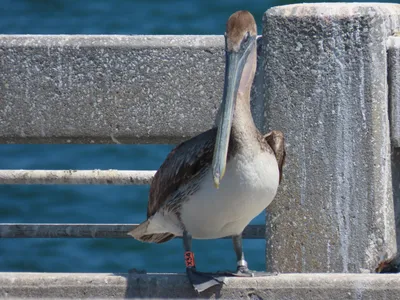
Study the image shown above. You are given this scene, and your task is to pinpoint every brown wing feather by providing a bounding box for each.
[264,130,286,183]
[147,128,217,218]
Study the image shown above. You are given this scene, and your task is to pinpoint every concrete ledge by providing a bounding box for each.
[1,272,400,299]
[0,35,264,144]
[0,35,225,144]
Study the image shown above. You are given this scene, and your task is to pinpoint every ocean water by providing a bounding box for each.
[0,0,394,274]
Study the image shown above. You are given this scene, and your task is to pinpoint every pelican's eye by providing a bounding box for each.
[242,31,250,44]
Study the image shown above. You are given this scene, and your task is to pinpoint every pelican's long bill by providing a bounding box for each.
[212,33,256,188]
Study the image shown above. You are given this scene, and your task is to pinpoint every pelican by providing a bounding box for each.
[129,10,285,292]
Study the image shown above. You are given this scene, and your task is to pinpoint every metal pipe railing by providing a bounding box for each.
[0,224,265,239]
[0,170,155,185]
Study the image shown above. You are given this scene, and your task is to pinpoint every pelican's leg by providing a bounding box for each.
[233,234,251,274]
[228,234,278,277]
[183,230,225,293]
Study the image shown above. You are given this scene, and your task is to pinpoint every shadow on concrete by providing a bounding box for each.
[114,269,223,299]
[392,148,400,252]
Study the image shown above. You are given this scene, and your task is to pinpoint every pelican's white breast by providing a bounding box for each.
[180,149,279,239]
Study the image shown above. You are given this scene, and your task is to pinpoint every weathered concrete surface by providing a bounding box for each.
[389,35,400,147]
[1,272,400,299]
[390,35,400,256]
[0,35,264,144]
[393,149,400,252]
[263,3,400,273]
[0,35,222,144]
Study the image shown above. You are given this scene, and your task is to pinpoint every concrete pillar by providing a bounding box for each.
[388,35,400,251]
[263,3,400,273]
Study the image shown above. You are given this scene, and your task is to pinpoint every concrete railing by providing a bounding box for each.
[0,3,400,299]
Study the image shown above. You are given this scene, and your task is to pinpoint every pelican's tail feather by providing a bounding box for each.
[128,220,175,244]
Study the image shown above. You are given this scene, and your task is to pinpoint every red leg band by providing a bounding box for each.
[185,251,196,268]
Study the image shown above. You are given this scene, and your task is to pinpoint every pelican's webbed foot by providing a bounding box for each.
[186,267,226,293]
[222,265,278,277]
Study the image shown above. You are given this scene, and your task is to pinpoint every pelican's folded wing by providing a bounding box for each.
[147,128,218,218]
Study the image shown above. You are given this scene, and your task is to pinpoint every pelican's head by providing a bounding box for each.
[225,11,257,53]
[212,11,257,188]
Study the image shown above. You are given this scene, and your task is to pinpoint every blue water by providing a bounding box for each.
[0,0,394,274]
